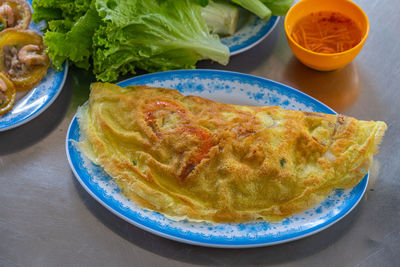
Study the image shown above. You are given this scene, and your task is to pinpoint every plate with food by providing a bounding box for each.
[66,70,386,248]
[0,0,68,131]
[31,0,287,83]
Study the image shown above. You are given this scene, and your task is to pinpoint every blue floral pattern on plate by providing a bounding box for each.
[0,0,68,131]
[66,70,368,248]
[222,16,279,55]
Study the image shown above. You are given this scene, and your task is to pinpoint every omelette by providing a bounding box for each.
[78,83,386,223]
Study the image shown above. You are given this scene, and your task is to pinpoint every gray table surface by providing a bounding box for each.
[1,0,399,266]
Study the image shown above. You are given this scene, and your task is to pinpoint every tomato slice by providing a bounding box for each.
[0,0,31,30]
[0,29,49,91]
[143,98,215,179]
[173,126,215,179]
[0,71,15,115]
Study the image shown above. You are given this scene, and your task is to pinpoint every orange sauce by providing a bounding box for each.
[291,11,363,54]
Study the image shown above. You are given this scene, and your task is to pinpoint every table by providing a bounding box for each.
[1,0,399,266]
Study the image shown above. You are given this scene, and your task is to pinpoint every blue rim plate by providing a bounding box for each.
[66,70,368,248]
[0,0,68,132]
[222,15,279,55]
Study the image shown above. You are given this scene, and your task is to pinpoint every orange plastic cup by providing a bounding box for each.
[285,0,369,71]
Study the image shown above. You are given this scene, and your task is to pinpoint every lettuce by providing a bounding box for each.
[43,7,101,70]
[202,0,239,36]
[231,0,271,21]
[93,0,229,81]
[260,0,294,16]
[33,0,229,82]
[32,0,92,22]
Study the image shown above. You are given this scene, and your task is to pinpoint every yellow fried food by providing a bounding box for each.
[78,83,387,223]
[0,71,15,115]
[0,29,49,91]
[0,0,31,30]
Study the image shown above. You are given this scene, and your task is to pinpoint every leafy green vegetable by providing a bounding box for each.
[34,0,229,82]
[230,0,293,20]
[260,0,294,16]
[202,0,239,36]
[32,0,92,21]
[31,6,62,22]
[231,0,271,21]
[195,0,210,7]
[93,0,229,81]
[43,7,101,70]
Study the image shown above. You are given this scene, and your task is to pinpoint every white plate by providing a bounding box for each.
[0,0,68,131]
[66,70,368,248]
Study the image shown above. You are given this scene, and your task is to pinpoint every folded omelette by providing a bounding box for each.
[78,83,386,223]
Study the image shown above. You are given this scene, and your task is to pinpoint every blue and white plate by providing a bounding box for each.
[0,0,68,132]
[66,70,368,248]
[222,14,279,55]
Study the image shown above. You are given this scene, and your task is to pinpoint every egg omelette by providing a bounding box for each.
[78,83,386,223]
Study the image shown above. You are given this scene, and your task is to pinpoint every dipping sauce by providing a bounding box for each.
[291,11,363,54]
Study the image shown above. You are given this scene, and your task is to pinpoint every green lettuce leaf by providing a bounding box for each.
[32,0,93,22]
[195,0,210,7]
[93,0,229,81]
[31,6,62,23]
[34,0,229,82]
[231,0,271,20]
[260,0,294,16]
[43,7,101,70]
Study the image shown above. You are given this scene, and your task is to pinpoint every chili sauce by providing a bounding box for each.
[291,11,363,54]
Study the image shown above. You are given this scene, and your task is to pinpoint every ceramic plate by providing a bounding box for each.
[66,70,368,248]
[222,14,279,55]
[0,0,68,132]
